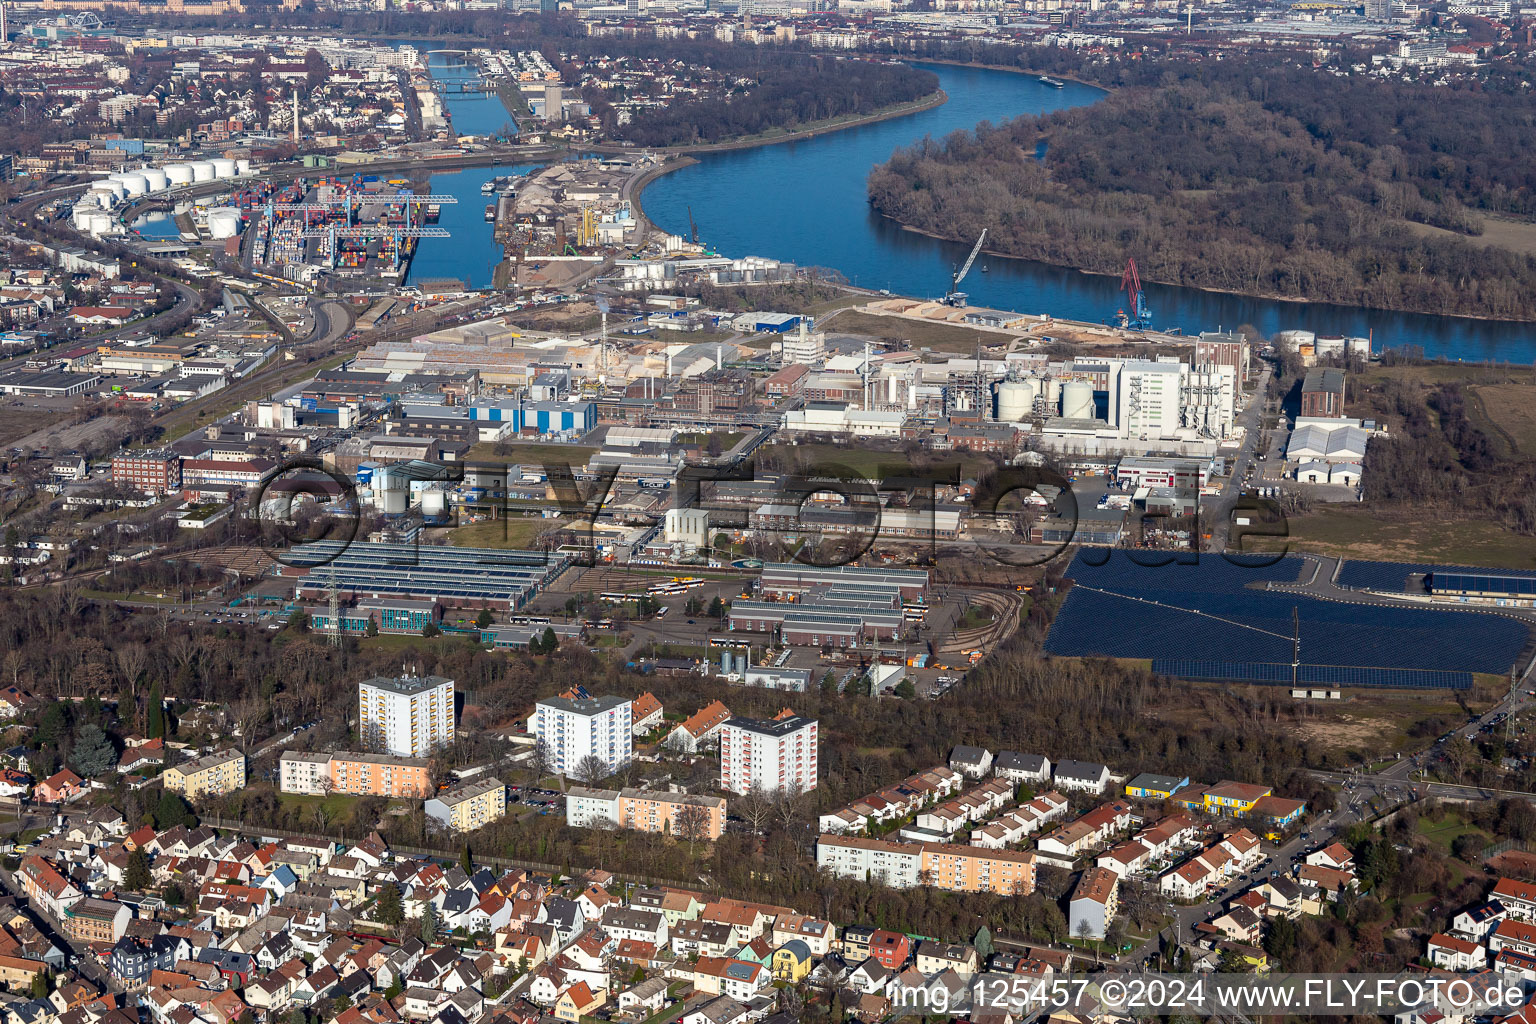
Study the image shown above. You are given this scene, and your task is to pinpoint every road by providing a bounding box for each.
[0,862,120,992]
[1206,366,1273,553]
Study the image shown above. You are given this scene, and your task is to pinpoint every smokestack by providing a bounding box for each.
[716,344,724,371]
[292,88,300,145]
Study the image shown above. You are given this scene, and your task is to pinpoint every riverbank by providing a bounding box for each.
[882,215,1536,325]
[914,58,1107,93]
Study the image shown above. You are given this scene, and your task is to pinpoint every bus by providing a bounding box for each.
[655,606,669,619]
[708,636,748,648]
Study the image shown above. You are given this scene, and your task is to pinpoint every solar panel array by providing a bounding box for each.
[293,541,570,606]
[1429,573,1536,597]
[1044,551,1528,683]
[1151,659,1474,690]
[1338,559,1536,592]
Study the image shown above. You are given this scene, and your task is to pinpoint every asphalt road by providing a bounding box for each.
[0,863,120,992]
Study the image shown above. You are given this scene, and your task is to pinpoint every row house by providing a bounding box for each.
[970,793,1070,850]
[1035,802,1133,862]
[817,766,964,835]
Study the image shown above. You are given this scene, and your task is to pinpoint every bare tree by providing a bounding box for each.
[229,697,266,751]
[774,781,806,834]
[525,738,552,786]
[573,754,611,788]
[737,784,775,836]
[674,802,712,853]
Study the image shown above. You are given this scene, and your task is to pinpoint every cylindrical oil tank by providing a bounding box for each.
[141,168,169,192]
[94,179,126,200]
[118,173,149,196]
[235,158,252,175]
[211,158,237,178]
[164,164,194,186]
[1275,329,1315,352]
[1062,380,1095,420]
[995,379,1037,422]
[421,489,447,519]
[205,207,242,239]
[189,161,216,182]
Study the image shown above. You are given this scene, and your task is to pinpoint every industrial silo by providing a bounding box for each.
[205,208,242,239]
[420,488,448,521]
[189,161,216,182]
[141,168,169,192]
[1042,376,1063,414]
[1062,380,1095,420]
[235,158,252,175]
[995,378,1038,422]
[211,158,237,179]
[164,164,194,186]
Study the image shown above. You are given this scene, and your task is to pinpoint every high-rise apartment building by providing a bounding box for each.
[358,674,455,758]
[719,713,818,795]
[528,695,633,777]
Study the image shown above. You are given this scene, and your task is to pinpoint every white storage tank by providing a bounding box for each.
[995,379,1037,422]
[420,489,448,519]
[1042,376,1062,413]
[1062,380,1095,420]
[1275,329,1315,352]
[189,161,216,182]
[118,173,149,196]
[141,168,169,192]
[164,164,194,186]
[205,207,242,240]
[211,158,237,179]
[235,158,251,175]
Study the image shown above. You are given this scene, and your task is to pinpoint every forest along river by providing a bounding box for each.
[642,61,1536,363]
[407,49,1536,361]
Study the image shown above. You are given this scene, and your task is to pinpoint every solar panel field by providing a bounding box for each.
[1045,552,1529,687]
[1337,559,1536,592]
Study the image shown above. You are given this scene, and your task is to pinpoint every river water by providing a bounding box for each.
[410,48,1535,361]
[642,61,1536,363]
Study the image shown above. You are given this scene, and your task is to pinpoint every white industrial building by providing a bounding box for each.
[358,673,455,758]
[662,507,710,551]
[1286,420,1370,463]
[528,694,633,777]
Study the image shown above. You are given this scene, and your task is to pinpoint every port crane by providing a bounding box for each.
[302,224,450,271]
[1115,257,1152,330]
[943,229,987,306]
[686,205,699,247]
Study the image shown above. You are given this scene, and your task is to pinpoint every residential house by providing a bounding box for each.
[1053,760,1110,794]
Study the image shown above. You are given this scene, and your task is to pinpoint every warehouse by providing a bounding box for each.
[759,562,929,601]
[0,369,101,397]
[728,599,904,646]
[287,541,570,611]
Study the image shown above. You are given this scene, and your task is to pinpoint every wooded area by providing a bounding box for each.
[867,58,1536,319]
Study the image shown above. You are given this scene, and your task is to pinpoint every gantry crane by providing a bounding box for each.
[302,224,450,271]
[943,229,987,306]
[1115,256,1153,330]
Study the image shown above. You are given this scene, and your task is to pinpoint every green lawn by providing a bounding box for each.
[445,517,558,549]
[466,441,598,467]
[1416,811,1491,856]
[278,792,364,819]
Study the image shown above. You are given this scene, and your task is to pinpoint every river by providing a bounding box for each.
[410,49,1534,361]
[640,61,1536,363]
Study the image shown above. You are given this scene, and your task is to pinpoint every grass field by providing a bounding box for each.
[1469,383,1536,456]
[821,309,1022,354]
[444,517,557,549]
[1416,811,1491,857]
[0,408,69,448]
[1257,505,1536,569]
[278,792,364,820]
[1404,216,1536,257]
[756,441,1001,480]
[466,441,598,468]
